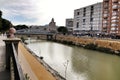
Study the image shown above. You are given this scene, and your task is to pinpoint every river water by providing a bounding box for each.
[26,39,120,80]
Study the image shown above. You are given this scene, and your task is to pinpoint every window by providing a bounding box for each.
[83,13,86,17]
[68,21,73,27]
[83,19,86,25]
[77,12,80,15]
[90,11,94,15]
[83,19,86,22]
[83,8,86,12]
[83,8,86,17]
[91,6,94,11]
[76,22,79,28]
[90,18,93,22]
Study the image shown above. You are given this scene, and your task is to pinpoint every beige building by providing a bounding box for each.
[73,2,102,35]
[47,18,57,33]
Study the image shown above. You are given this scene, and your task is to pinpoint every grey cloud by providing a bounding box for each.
[0,0,39,18]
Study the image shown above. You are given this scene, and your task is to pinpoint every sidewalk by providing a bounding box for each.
[18,43,56,80]
[0,35,10,80]
[0,36,6,71]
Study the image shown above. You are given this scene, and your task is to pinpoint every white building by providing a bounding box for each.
[65,18,73,33]
[73,2,102,35]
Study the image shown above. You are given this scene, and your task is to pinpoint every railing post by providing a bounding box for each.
[3,38,21,70]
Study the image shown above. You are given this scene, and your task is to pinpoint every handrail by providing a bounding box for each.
[11,43,25,80]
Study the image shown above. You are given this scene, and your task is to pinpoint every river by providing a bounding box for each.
[26,39,120,80]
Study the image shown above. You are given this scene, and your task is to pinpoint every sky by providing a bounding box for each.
[0,0,103,26]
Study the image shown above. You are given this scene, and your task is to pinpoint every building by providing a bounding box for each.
[47,18,57,33]
[65,18,73,33]
[73,2,102,35]
[16,25,48,34]
[102,0,120,35]
[17,18,58,34]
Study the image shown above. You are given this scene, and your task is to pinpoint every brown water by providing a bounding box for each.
[26,39,120,80]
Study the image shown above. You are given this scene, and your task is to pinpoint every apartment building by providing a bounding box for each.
[73,2,102,35]
[102,0,120,35]
[65,18,73,33]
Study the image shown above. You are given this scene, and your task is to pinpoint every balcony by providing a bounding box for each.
[104,0,109,2]
[103,24,108,27]
[111,20,119,23]
[103,14,108,17]
[112,11,118,16]
[112,5,118,9]
[104,5,109,8]
[103,21,108,23]
[103,25,107,28]
[111,23,118,27]
[111,27,116,30]
[104,11,109,14]
[111,16,118,19]
[112,0,118,3]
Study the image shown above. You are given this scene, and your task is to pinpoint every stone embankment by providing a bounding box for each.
[19,42,65,80]
[52,35,120,55]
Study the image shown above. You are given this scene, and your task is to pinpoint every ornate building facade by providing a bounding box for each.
[47,18,57,33]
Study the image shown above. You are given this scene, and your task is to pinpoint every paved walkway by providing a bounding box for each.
[0,35,10,80]
[0,36,6,71]
[18,43,56,80]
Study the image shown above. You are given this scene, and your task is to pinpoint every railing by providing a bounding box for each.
[11,43,25,80]
[3,39,25,80]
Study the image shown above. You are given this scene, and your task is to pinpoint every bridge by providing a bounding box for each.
[0,35,65,80]
[16,30,55,40]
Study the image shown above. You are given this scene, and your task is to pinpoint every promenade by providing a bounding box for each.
[0,35,57,80]
[18,43,56,80]
[0,35,10,80]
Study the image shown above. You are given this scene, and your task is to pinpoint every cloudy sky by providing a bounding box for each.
[0,0,103,26]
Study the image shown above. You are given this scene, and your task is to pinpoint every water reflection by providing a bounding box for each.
[27,39,120,80]
[71,46,120,80]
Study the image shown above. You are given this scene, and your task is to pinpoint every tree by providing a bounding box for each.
[14,25,29,30]
[57,26,68,35]
[0,19,12,32]
[0,11,12,32]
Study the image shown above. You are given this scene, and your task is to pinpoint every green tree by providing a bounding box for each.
[57,26,68,35]
[14,25,29,30]
[0,10,12,32]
